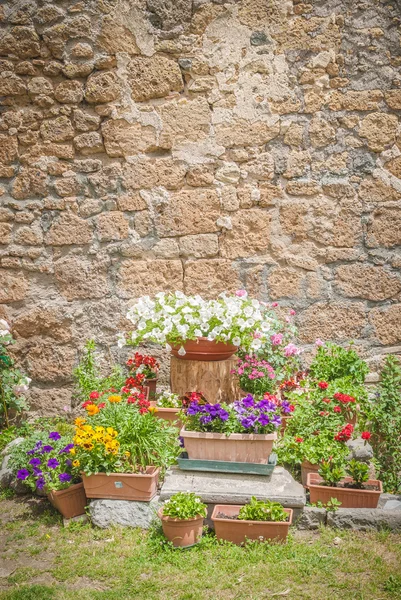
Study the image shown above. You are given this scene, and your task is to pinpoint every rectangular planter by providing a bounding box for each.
[307,473,382,509]
[177,452,277,476]
[48,482,87,519]
[149,402,183,429]
[212,504,293,544]
[180,426,277,464]
[82,467,160,501]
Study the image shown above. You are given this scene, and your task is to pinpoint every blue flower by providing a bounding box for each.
[17,469,30,481]
[29,458,41,467]
[258,413,270,426]
[49,432,61,441]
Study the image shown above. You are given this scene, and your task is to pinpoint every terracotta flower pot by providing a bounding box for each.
[280,415,292,435]
[158,508,204,548]
[82,467,160,501]
[180,426,277,464]
[307,473,382,508]
[171,337,238,361]
[301,460,320,487]
[149,402,183,429]
[48,482,87,519]
[145,378,158,401]
[212,504,293,544]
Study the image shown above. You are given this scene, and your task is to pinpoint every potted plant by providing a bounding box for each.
[150,390,183,428]
[127,352,159,400]
[212,496,292,544]
[158,492,207,548]
[120,290,279,361]
[307,456,382,508]
[11,431,86,519]
[231,356,277,396]
[181,394,280,464]
[75,391,180,501]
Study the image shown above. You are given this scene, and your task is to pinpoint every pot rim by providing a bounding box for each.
[81,466,160,478]
[211,504,293,526]
[180,426,277,441]
[307,473,383,494]
[48,481,84,497]
[158,507,205,523]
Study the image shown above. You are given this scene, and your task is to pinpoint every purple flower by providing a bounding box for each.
[59,473,72,484]
[281,400,292,414]
[32,467,42,477]
[42,445,54,454]
[258,413,270,426]
[233,401,247,415]
[242,394,255,408]
[200,415,212,425]
[241,415,257,430]
[207,403,221,417]
[47,458,59,469]
[271,414,282,428]
[178,436,185,448]
[59,444,74,454]
[187,402,202,416]
[256,399,276,412]
[36,477,46,490]
[26,449,35,456]
[65,459,72,467]
[34,440,43,450]
[217,409,230,421]
[29,458,41,467]
[17,469,30,481]
[49,432,61,441]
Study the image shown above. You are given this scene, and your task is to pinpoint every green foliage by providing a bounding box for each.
[238,497,288,522]
[384,575,401,595]
[346,459,369,489]
[72,340,126,404]
[364,355,401,493]
[0,323,31,427]
[311,497,342,512]
[278,430,349,467]
[156,391,182,408]
[1,585,56,600]
[318,459,345,487]
[309,342,369,385]
[162,492,207,520]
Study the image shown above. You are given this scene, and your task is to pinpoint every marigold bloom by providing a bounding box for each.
[108,395,122,403]
[86,404,100,416]
[74,417,86,427]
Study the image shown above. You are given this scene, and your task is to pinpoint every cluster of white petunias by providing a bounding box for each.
[120,290,276,355]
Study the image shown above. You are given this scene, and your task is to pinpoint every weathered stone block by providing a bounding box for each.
[97,211,129,242]
[327,508,401,531]
[155,189,220,237]
[335,265,401,301]
[26,343,75,383]
[40,116,75,143]
[90,497,161,529]
[54,80,84,104]
[102,119,157,156]
[359,113,398,152]
[73,132,104,155]
[220,209,271,259]
[179,234,219,258]
[367,208,401,248]
[298,302,366,343]
[97,15,140,55]
[215,119,280,148]
[117,260,183,298]
[0,270,28,303]
[46,212,92,246]
[268,268,303,299]
[127,55,183,102]
[370,304,401,345]
[157,97,211,148]
[28,386,72,414]
[296,507,326,530]
[85,71,120,104]
[184,259,241,297]
[54,256,110,301]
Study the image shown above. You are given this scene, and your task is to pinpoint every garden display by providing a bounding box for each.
[212,497,292,544]
[158,492,207,548]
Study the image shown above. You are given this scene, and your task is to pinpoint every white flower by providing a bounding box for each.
[117,333,126,348]
[178,346,186,356]
[250,338,262,350]
[232,336,241,346]
[0,319,10,331]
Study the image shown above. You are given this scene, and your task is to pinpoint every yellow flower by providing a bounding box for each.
[95,426,105,433]
[86,404,100,416]
[73,436,83,446]
[148,406,157,414]
[69,447,76,455]
[108,395,122,403]
[124,451,131,457]
[82,442,94,451]
[106,427,118,438]
[72,459,80,468]
[82,425,94,433]
[75,417,86,427]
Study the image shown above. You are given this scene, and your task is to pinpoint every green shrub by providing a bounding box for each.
[309,342,369,385]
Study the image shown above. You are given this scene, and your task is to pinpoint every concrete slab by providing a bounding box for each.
[160,466,306,508]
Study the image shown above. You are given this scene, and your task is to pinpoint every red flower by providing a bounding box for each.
[289,404,295,412]
[89,391,100,400]
[322,397,331,404]
[361,431,371,440]
[82,400,92,408]
[98,402,106,409]
[295,437,303,443]
[334,423,354,442]
[319,411,329,417]
[318,381,328,389]
[333,406,342,413]
[333,392,355,404]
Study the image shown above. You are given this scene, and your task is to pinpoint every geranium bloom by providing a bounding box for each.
[333,406,342,413]
[361,431,371,440]
[235,289,247,297]
[295,437,303,443]
[334,423,354,442]
[82,401,92,409]
[98,402,106,409]
[318,381,328,389]
[284,343,301,357]
[89,391,100,400]
[271,333,283,345]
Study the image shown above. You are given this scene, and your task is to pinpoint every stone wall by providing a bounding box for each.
[1,0,401,413]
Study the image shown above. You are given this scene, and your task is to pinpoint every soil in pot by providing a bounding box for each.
[158,508,204,548]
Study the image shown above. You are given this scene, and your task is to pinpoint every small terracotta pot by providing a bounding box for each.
[158,508,204,548]
[212,504,292,544]
[280,415,292,435]
[82,467,160,501]
[307,473,382,508]
[180,426,277,464]
[48,482,87,519]
[145,378,158,401]
[149,401,183,428]
[301,460,320,487]
[171,337,238,361]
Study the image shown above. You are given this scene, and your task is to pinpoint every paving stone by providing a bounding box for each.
[160,466,306,508]
[327,508,401,531]
[89,496,162,529]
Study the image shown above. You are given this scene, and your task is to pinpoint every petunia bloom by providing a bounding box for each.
[47,458,59,469]
[17,469,30,480]
[49,432,61,441]
[59,473,72,483]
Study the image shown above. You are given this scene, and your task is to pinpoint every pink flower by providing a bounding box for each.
[271,333,283,346]
[235,289,247,297]
[315,338,324,347]
[284,343,301,357]
[289,309,296,316]
[271,302,278,308]
[253,332,262,339]
[237,367,244,375]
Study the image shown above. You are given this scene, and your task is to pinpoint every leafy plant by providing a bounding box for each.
[346,459,369,489]
[318,459,345,487]
[309,342,368,385]
[156,391,182,408]
[162,492,207,520]
[311,498,342,512]
[0,319,31,427]
[238,497,288,522]
[364,355,401,493]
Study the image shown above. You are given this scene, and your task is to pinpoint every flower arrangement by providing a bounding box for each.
[155,390,182,409]
[74,394,181,475]
[185,394,281,435]
[0,319,31,427]
[10,431,79,493]
[162,492,207,520]
[231,356,276,395]
[83,386,150,417]
[127,352,159,380]
[120,291,277,355]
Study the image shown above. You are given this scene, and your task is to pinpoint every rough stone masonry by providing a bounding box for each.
[0,0,401,414]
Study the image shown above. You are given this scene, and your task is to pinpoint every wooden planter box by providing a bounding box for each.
[82,467,160,501]
[307,473,382,508]
[48,482,87,519]
[180,426,276,464]
[212,504,293,544]
[158,508,204,548]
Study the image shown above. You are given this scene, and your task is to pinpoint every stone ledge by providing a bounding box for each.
[89,496,162,529]
[296,506,327,530]
[327,508,401,531]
